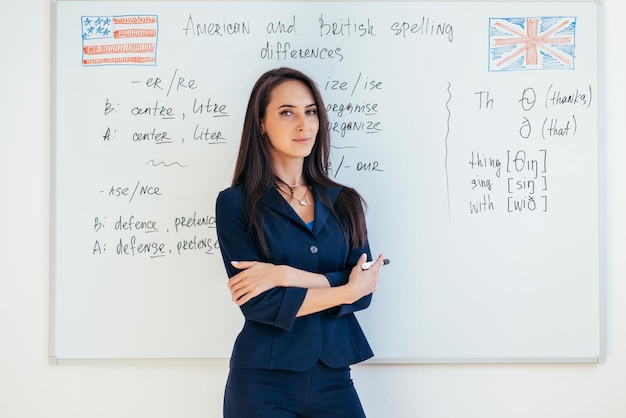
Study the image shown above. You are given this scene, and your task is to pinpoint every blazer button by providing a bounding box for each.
[309,245,318,254]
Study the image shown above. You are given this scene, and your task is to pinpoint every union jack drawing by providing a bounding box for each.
[489,16,576,72]
[81,15,159,66]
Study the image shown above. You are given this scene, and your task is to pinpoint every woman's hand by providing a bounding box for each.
[295,253,383,317]
[228,261,282,306]
[227,254,383,311]
[345,253,384,303]
[227,261,331,306]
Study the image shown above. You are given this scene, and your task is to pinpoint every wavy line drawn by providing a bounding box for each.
[489,16,576,72]
[445,82,452,219]
[81,15,159,66]
[145,159,188,168]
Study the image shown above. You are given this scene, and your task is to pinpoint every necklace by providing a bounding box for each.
[277,185,311,206]
[297,190,312,206]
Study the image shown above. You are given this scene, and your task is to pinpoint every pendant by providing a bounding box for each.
[299,194,311,206]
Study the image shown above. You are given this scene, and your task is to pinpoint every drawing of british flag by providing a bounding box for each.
[489,17,576,72]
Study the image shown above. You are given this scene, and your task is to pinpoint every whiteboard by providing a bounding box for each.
[50,1,601,362]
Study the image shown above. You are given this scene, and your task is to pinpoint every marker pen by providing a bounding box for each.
[361,258,390,270]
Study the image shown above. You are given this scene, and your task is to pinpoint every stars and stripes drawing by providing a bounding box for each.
[489,16,576,72]
[81,15,159,66]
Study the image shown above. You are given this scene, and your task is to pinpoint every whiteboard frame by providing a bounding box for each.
[49,0,605,364]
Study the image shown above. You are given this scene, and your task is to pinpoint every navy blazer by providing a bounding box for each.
[215,184,374,371]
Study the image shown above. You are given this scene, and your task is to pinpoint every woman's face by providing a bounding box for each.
[261,80,319,165]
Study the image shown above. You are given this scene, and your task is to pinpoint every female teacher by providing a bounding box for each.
[216,67,385,418]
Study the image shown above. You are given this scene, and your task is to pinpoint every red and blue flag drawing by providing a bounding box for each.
[489,17,576,71]
[81,15,159,66]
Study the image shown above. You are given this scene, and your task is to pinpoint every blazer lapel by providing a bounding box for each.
[264,188,295,220]
[312,186,341,237]
[263,185,342,237]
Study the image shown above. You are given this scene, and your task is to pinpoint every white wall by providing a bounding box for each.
[1,0,624,417]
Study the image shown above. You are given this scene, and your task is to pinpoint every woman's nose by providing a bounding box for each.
[295,113,306,131]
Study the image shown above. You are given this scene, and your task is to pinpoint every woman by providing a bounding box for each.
[216,67,384,418]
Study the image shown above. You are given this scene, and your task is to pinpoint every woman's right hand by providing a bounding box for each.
[346,253,384,303]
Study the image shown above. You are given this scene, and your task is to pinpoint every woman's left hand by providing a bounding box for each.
[227,261,281,306]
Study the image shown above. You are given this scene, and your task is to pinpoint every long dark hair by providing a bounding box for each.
[232,67,367,256]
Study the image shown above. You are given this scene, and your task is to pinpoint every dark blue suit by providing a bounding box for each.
[215,184,375,372]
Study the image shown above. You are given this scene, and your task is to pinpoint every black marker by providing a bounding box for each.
[361,258,390,270]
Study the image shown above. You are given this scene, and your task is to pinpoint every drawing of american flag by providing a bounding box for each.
[489,17,576,71]
[81,15,158,66]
